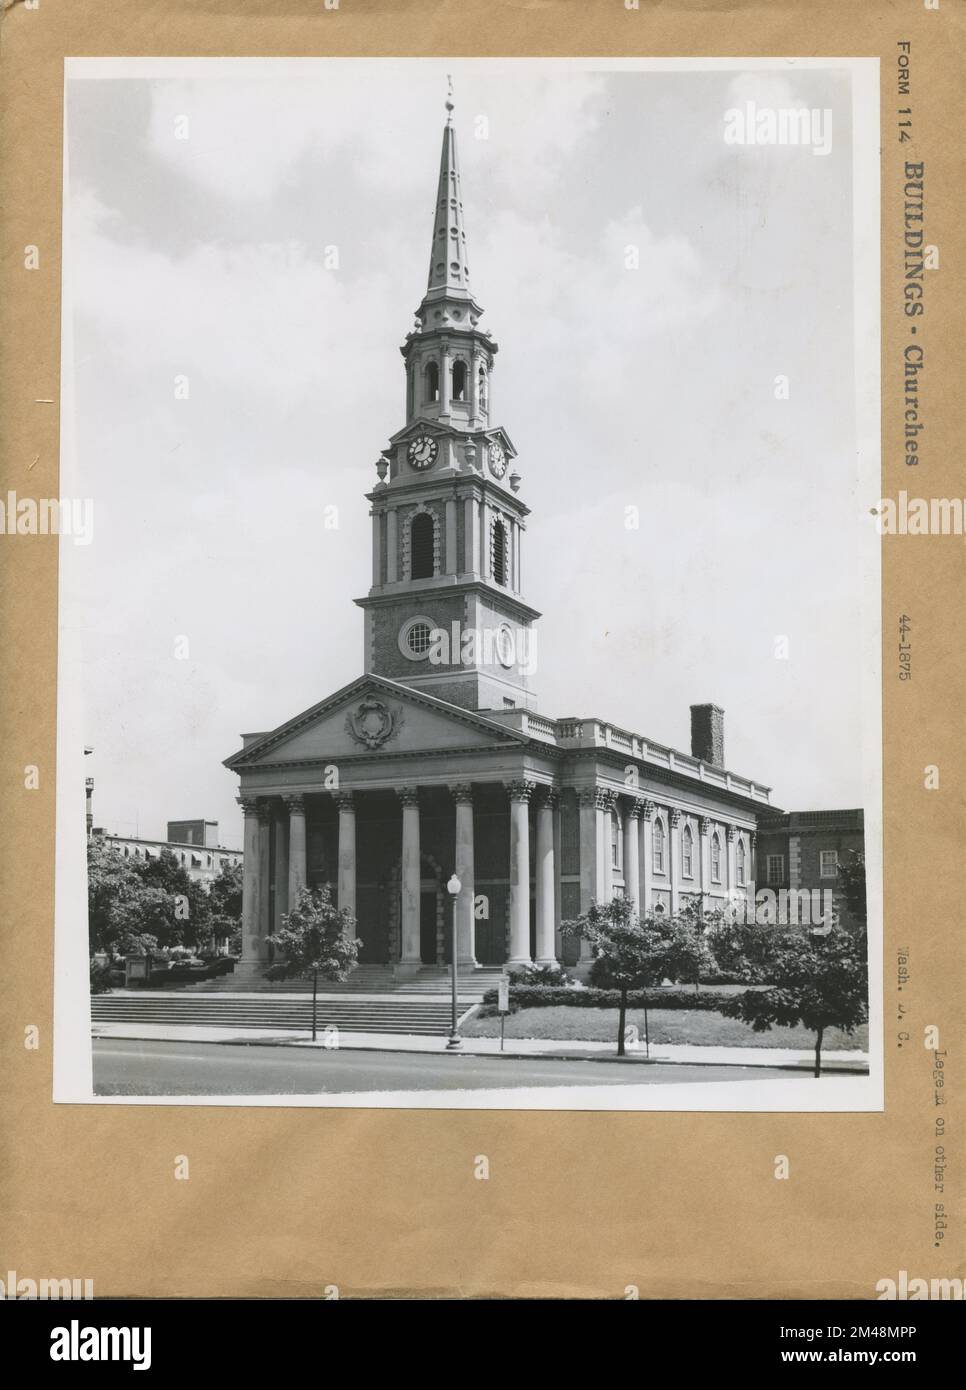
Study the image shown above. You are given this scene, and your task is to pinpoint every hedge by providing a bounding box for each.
[479,986,752,1014]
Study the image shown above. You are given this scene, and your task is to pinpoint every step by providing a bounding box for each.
[91,993,476,1036]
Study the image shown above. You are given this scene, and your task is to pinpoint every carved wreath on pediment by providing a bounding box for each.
[345,697,403,750]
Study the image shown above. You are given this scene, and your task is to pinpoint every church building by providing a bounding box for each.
[224,101,775,979]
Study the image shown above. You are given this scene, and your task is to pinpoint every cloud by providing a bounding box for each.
[145,65,606,203]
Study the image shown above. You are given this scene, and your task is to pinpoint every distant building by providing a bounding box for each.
[755,809,865,929]
[92,820,242,885]
[166,819,220,849]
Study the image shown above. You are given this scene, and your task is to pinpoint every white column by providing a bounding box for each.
[670,809,682,914]
[371,510,381,585]
[386,508,398,583]
[335,791,357,933]
[698,816,709,909]
[452,784,476,965]
[749,831,758,909]
[399,787,421,968]
[552,794,562,959]
[445,498,457,575]
[256,803,271,959]
[623,798,641,916]
[464,496,480,575]
[440,343,451,415]
[238,796,263,966]
[481,500,491,580]
[273,809,289,932]
[599,791,615,901]
[507,780,534,968]
[285,794,307,906]
[471,347,481,422]
[577,789,598,961]
[726,824,737,898]
[535,789,557,965]
[641,800,655,912]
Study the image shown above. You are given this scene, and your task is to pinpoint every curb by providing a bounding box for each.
[91,1031,870,1074]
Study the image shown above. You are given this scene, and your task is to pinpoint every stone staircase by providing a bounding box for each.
[91,992,476,1037]
[172,963,505,1001]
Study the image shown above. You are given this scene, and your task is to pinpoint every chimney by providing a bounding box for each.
[690,704,725,767]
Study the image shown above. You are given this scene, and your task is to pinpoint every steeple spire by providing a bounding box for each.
[425,79,472,304]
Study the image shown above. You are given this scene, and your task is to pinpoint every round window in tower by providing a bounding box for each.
[398,614,439,663]
[408,622,432,655]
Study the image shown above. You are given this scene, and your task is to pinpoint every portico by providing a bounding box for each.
[227,676,771,977]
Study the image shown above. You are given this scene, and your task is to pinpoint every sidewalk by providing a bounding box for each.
[91,1021,869,1073]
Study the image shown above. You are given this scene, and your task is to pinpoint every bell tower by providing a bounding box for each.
[356,92,540,713]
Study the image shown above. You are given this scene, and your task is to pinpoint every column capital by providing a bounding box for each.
[506,779,537,803]
[256,801,273,825]
[625,796,646,820]
[670,808,683,828]
[333,790,356,812]
[283,793,306,815]
[237,794,260,817]
[534,785,560,811]
[727,824,738,841]
[750,830,758,848]
[398,785,421,807]
[450,782,475,805]
[640,798,658,821]
[577,787,614,810]
[698,815,711,835]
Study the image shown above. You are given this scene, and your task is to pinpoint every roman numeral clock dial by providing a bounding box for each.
[407,434,438,470]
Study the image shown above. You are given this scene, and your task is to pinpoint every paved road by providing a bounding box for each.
[92,1039,801,1095]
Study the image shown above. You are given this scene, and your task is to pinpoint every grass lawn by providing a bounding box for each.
[462,1007,868,1051]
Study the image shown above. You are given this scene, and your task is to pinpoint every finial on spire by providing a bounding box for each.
[445,73,454,121]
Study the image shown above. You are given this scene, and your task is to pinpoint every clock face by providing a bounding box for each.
[489,441,507,478]
[408,435,438,470]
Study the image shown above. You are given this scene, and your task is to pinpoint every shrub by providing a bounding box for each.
[90,959,114,995]
[479,985,746,1015]
[511,962,574,988]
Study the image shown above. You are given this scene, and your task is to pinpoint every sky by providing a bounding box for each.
[61,59,876,848]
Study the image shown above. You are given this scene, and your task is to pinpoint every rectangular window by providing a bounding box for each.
[766,854,785,886]
[820,849,838,878]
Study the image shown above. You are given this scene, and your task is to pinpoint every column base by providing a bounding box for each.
[534,957,560,969]
[506,958,533,974]
[458,955,479,969]
[231,961,273,983]
[393,959,422,980]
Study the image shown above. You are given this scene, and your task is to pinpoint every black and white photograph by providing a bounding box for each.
[54,57,881,1110]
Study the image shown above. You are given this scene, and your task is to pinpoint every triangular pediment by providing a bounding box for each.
[387,418,451,448]
[224,675,528,769]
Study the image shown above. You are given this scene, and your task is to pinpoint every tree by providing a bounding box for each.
[266,885,360,1041]
[837,849,867,927]
[718,923,868,1076]
[565,897,668,1057]
[704,909,781,983]
[87,838,160,958]
[663,903,715,992]
[203,860,243,954]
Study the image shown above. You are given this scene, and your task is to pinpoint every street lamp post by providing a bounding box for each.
[446,873,462,1050]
